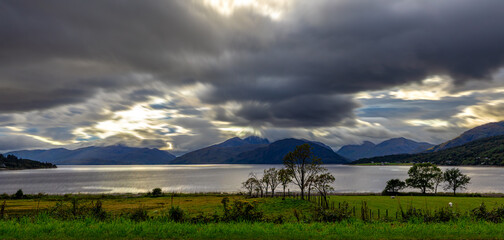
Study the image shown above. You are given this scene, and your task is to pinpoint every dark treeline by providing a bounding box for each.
[0,154,56,170]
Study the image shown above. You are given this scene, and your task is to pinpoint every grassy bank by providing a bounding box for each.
[2,194,504,219]
[2,218,504,239]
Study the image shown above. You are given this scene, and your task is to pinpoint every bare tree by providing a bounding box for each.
[249,172,265,197]
[283,144,324,200]
[312,172,335,208]
[264,168,280,197]
[242,177,256,197]
[278,168,292,198]
[433,171,444,194]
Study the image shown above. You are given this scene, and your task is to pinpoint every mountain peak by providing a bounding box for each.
[243,136,270,145]
[337,137,433,161]
[431,121,504,151]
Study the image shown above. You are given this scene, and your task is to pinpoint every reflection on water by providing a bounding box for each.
[1,165,504,194]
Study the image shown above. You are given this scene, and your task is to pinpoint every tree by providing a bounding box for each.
[278,168,292,198]
[264,168,280,197]
[151,188,162,197]
[444,168,471,195]
[405,163,442,194]
[283,144,324,200]
[383,179,406,194]
[312,172,335,208]
[433,171,444,194]
[14,189,24,199]
[242,178,256,197]
[249,172,265,197]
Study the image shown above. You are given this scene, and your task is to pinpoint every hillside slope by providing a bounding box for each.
[337,138,433,160]
[353,135,504,166]
[430,121,504,151]
[229,138,348,164]
[171,136,269,164]
[7,146,176,165]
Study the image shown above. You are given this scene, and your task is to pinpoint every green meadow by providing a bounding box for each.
[2,194,504,239]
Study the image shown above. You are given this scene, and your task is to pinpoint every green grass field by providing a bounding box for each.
[2,218,504,239]
[3,194,504,239]
[3,194,503,219]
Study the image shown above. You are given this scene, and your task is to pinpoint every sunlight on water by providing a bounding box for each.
[1,165,504,194]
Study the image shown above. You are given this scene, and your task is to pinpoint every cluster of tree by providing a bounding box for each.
[384,163,471,195]
[242,144,336,207]
[0,154,56,170]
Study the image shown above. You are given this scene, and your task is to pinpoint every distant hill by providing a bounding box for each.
[0,154,56,170]
[171,136,269,164]
[337,137,434,161]
[353,135,504,166]
[429,121,504,152]
[7,145,176,165]
[228,138,348,164]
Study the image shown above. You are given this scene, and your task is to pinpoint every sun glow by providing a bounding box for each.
[74,104,169,140]
[203,0,290,20]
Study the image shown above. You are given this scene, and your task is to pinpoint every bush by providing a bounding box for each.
[471,202,504,223]
[90,200,107,220]
[315,201,353,222]
[221,197,263,222]
[168,206,185,222]
[129,205,149,222]
[188,212,219,224]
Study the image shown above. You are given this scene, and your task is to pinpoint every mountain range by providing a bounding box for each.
[173,137,347,164]
[5,120,504,165]
[336,137,434,160]
[353,135,504,166]
[428,121,504,152]
[171,136,270,164]
[7,146,176,165]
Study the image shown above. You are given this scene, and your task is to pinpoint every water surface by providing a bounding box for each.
[1,165,503,194]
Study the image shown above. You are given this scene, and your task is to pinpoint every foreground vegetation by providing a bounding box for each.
[3,218,504,240]
[3,193,504,239]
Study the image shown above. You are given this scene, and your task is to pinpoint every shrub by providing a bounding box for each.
[129,205,149,222]
[168,206,185,222]
[315,201,353,222]
[90,200,107,220]
[471,202,504,223]
[221,198,263,222]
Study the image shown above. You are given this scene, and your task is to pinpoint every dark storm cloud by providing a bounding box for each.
[2,0,504,128]
[217,95,359,127]
[0,135,52,151]
[357,96,479,120]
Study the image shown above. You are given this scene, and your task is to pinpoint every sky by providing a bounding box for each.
[1,0,504,155]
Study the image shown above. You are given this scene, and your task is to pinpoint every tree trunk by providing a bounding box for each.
[283,185,286,198]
